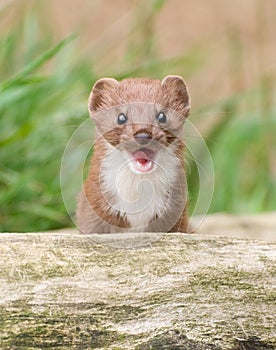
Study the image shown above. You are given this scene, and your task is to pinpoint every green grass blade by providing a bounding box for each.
[0,34,76,91]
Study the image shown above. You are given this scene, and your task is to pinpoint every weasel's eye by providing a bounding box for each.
[156,112,167,123]
[117,113,128,125]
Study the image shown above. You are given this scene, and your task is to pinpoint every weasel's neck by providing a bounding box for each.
[100,142,181,230]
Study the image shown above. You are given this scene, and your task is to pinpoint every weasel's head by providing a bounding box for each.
[88,76,191,174]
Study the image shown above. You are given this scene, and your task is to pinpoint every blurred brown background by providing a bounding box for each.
[2,0,276,108]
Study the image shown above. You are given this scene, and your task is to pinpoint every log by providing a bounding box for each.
[0,232,275,349]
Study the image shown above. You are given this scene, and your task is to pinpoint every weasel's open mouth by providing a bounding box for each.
[130,148,156,173]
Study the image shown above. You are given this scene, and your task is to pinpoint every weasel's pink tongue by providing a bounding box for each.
[132,150,154,173]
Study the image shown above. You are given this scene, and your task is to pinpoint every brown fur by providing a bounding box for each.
[76,75,191,233]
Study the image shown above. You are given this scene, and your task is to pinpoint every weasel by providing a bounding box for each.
[76,75,191,233]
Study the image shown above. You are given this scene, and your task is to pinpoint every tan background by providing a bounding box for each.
[2,0,276,109]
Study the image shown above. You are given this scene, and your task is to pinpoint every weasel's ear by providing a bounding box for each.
[161,75,191,113]
[88,78,119,113]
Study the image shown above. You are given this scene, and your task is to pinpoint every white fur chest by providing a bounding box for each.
[101,144,180,230]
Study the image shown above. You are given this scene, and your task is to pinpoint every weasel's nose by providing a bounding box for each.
[134,132,152,145]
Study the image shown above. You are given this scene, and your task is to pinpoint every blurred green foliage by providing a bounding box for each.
[0,1,275,232]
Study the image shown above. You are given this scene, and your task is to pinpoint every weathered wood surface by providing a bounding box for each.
[0,232,275,349]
